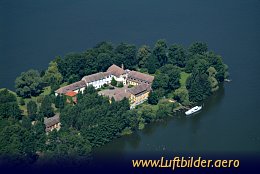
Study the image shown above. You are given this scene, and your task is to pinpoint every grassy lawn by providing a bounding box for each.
[1,86,52,116]
[180,72,191,88]
[19,86,52,115]
[166,72,190,99]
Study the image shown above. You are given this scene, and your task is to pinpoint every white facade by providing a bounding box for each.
[85,75,113,89]
[83,74,127,89]
[55,64,130,96]
[73,87,86,94]
[113,74,127,85]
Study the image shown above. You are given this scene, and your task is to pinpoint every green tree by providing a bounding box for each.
[146,54,158,74]
[27,100,37,121]
[205,52,228,82]
[94,41,114,53]
[97,53,113,72]
[22,116,32,130]
[111,77,117,86]
[77,91,84,101]
[173,88,190,106]
[207,67,219,92]
[168,69,181,90]
[115,43,137,69]
[19,98,25,106]
[195,59,210,73]
[15,69,43,98]
[153,39,168,66]
[0,89,17,103]
[168,44,187,67]
[123,110,138,130]
[117,82,124,88]
[39,95,54,118]
[186,69,211,102]
[148,91,159,105]
[49,76,60,94]
[57,53,89,82]
[32,121,46,151]
[185,59,197,73]
[0,89,21,120]
[55,95,66,109]
[45,128,91,158]
[68,74,79,84]
[60,91,130,147]
[188,42,208,55]
[152,74,169,90]
[43,61,63,86]
[84,86,96,95]
[156,100,174,119]
[137,104,156,122]
[0,123,37,164]
[137,45,151,68]
[159,64,179,75]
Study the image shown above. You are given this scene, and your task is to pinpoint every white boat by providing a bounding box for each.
[185,106,202,115]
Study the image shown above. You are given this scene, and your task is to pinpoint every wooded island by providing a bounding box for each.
[0,40,228,165]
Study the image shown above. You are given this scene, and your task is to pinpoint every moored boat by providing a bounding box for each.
[185,106,202,115]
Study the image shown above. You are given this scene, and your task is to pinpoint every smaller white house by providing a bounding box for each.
[82,72,112,89]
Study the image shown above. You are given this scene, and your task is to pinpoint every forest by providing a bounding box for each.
[0,40,228,165]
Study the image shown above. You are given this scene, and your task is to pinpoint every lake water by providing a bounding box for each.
[1,0,260,155]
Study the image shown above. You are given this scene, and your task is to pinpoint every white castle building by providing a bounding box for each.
[55,64,128,96]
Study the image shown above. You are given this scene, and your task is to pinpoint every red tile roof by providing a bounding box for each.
[65,91,77,97]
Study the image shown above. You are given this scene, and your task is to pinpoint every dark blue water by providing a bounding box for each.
[1,0,260,154]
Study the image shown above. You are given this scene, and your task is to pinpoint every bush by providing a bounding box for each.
[36,95,44,104]
[148,91,159,105]
[128,85,134,88]
[109,86,115,90]
[138,122,145,130]
[111,77,117,86]
[120,127,132,135]
[173,88,190,106]
[19,98,25,106]
[117,82,124,88]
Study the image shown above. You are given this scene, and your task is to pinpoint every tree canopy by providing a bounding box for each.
[27,100,37,121]
[153,39,168,66]
[0,89,21,120]
[186,69,211,102]
[39,95,54,118]
[15,69,43,98]
[168,44,187,67]
[43,61,63,85]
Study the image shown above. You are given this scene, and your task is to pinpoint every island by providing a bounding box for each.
[0,40,229,165]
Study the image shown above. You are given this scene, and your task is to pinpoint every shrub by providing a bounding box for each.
[128,85,134,88]
[19,98,25,106]
[109,86,115,90]
[111,77,117,86]
[117,82,124,88]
